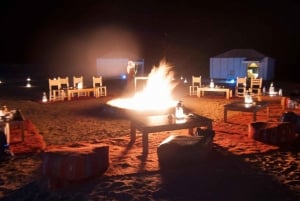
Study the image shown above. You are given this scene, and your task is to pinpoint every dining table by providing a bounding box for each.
[223,101,270,123]
[197,86,233,99]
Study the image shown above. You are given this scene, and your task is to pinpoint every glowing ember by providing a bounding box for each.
[107,60,178,113]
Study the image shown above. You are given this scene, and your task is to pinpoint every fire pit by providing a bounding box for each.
[105,60,213,154]
[106,99,213,154]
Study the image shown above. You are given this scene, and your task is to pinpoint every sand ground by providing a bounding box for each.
[0,85,300,200]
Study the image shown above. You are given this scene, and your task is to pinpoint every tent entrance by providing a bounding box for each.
[246,62,260,79]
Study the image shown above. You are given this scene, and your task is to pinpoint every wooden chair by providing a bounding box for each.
[235,77,247,97]
[73,76,83,89]
[73,76,85,97]
[58,76,69,89]
[58,76,69,100]
[189,76,201,96]
[249,77,263,96]
[48,78,64,101]
[92,76,107,97]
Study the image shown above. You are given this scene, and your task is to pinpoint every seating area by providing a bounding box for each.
[189,76,267,100]
[234,77,263,97]
[48,76,107,101]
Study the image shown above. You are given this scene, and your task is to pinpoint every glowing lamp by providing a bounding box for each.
[209,79,214,88]
[26,77,31,88]
[77,82,83,89]
[42,92,48,103]
[244,92,253,104]
[175,101,185,120]
[269,82,274,93]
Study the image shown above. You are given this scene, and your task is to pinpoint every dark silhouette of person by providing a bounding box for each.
[126,61,136,96]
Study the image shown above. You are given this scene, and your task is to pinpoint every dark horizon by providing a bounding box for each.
[0,1,299,82]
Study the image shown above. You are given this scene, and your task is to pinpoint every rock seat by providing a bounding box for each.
[157,129,215,168]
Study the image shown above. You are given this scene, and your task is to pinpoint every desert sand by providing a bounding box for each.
[0,86,300,201]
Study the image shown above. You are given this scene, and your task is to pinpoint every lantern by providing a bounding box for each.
[209,79,214,88]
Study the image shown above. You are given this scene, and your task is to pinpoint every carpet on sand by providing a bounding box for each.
[8,103,298,157]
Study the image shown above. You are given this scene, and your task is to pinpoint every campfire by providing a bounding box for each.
[107,60,179,115]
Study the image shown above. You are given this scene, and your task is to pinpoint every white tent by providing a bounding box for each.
[210,49,275,81]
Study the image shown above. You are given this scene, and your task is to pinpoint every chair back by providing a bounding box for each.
[235,77,247,97]
[58,76,69,89]
[189,75,201,96]
[92,76,107,97]
[73,76,83,88]
[92,76,103,88]
[48,78,63,101]
[191,76,201,87]
[48,78,60,91]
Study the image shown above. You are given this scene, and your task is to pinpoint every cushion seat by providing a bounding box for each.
[42,142,109,189]
[248,122,297,146]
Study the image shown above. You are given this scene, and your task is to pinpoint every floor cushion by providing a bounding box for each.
[42,142,109,189]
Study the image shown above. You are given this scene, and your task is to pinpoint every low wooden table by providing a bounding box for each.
[224,101,270,123]
[129,113,213,154]
[256,94,283,103]
[197,87,232,99]
[66,88,95,101]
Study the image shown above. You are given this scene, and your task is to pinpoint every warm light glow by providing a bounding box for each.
[244,93,253,104]
[269,82,274,93]
[77,82,83,89]
[249,62,258,67]
[107,60,178,113]
[42,92,48,103]
[209,79,214,88]
[175,106,185,119]
[26,77,31,88]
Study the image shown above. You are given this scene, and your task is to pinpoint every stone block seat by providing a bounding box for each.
[157,128,215,168]
[42,142,109,189]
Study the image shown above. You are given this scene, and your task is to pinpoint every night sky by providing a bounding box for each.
[0,0,299,82]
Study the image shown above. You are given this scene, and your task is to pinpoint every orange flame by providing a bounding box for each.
[107,60,178,113]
